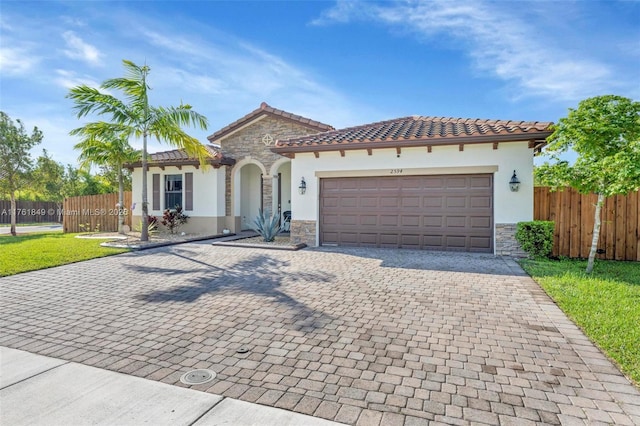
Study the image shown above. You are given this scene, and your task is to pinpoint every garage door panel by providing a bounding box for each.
[401,216,420,227]
[470,217,491,229]
[424,216,444,227]
[322,214,339,225]
[380,197,399,207]
[402,197,421,208]
[323,231,338,242]
[423,235,445,248]
[320,174,493,252]
[446,177,467,188]
[340,197,357,208]
[360,197,378,208]
[402,177,424,189]
[339,232,359,244]
[339,214,358,226]
[359,179,380,190]
[470,176,492,188]
[380,234,399,246]
[423,196,443,208]
[380,215,399,226]
[322,197,339,208]
[446,196,467,208]
[423,177,445,188]
[400,234,420,247]
[446,236,467,248]
[446,216,467,228]
[470,196,491,208]
[322,180,340,191]
[470,237,492,249]
[360,215,378,226]
[379,179,400,189]
[358,233,378,245]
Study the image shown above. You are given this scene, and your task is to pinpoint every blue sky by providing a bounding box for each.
[1,0,639,167]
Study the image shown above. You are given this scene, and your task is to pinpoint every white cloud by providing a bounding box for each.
[311,0,371,25]
[141,29,209,59]
[62,31,102,66]
[0,46,39,75]
[53,69,102,90]
[313,0,617,101]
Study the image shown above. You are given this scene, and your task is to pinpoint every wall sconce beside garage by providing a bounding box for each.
[509,170,521,192]
[298,177,307,195]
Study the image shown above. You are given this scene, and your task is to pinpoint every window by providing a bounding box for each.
[165,174,182,209]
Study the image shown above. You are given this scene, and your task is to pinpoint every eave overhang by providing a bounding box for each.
[271,132,552,157]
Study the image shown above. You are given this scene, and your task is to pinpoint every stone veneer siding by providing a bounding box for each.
[495,223,527,257]
[290,220,316,246]
[218,116,326,217]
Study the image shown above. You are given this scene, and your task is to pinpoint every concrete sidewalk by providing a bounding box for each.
[0,347,343,426]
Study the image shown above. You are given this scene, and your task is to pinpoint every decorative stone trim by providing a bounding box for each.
[290,220,316,246]
[495,223,527,257]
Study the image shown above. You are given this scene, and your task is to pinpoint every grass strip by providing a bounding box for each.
[520,258,639,385]
[0,232,128,277]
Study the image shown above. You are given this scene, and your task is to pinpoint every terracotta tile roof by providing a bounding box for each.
[126,145,235,168]
[273,116,553,153]
[208,102,334,142]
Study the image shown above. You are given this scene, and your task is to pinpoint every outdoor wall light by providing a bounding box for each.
[298,177,307,195]
[509,170,521,192]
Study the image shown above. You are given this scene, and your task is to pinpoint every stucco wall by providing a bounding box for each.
[289,141,535,248]
[131,164,227,233]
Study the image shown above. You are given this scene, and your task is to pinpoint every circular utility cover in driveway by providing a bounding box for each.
[180,369,216,385]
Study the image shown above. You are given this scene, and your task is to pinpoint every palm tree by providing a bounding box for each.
[67,60,209,241]
[72,128,140,234]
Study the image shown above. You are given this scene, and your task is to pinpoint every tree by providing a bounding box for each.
[67,60,209,241]
[32,149,66,221]
[537,95,640,273]
[71,128,140,233]
[0,112,43,236]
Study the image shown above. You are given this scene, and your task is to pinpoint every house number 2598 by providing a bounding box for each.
[390,169,403,174]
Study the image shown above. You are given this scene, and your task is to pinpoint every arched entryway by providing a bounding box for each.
[233,160,266,230]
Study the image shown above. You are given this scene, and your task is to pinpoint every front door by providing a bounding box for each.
[277,172,282,226]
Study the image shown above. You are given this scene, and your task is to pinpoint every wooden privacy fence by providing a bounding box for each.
[534,187,640,261]
[0,200,61,224]
[63,192,132,233]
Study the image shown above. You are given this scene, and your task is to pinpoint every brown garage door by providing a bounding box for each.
[320,174,493,252]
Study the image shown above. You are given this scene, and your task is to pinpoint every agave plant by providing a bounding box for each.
[252,209,281,242]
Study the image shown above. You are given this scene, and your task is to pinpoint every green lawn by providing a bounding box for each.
[520,258,640,385]
[0,232,128,277]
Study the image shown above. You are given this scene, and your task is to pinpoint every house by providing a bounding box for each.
[131,102,552,255]
[130,103,332,234]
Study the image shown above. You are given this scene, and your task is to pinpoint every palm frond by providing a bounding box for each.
[148,113,211,165]
[66,86,132,122]
[73,125,140,171]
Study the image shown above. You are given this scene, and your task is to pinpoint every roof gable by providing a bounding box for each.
[207,102,333,143]
[273,116,553,155]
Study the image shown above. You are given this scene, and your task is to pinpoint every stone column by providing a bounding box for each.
[224,166,232,217]
[495,223,527,257]
[262,174,272,214]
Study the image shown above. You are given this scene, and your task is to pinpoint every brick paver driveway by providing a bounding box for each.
[2,243,639,425]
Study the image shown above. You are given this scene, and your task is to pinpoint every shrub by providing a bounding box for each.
[252,209,281,242]
[135,215,158,235]
[516,221,555,259]
[161,206,189,234]
[148,215,158,230]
